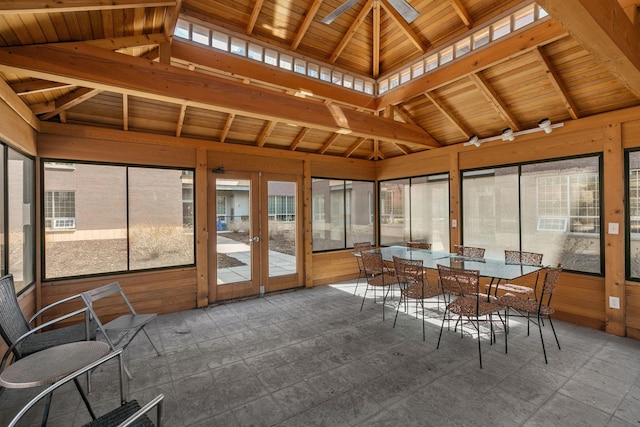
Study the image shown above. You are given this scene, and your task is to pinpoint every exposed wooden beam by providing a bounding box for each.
[158,41,171,64]
[123,93,129,131]
[424,91,472,139]
[175,104,187,136]
[289,127,309,151]
[171,40,377,111]
[163,0,182,41]
[376,19,567,109]
[220,113,235,142]
[372,0,381,78]
[343,137,366,158]
[247,0,265,35]
[0,42,435,147]
[469,73,520,131]
[329,0,373,64]
[448,0,473,28]
[291,0,322,50]
[380,0,426,53]
[538,0,640,98]
[257,120,276,147]
[40,87,102,121]
[319,133,340,155]
[533,47,580,120]
[0,1,176,14]
[29,101,55,115]
[10,79,73,95]
[0,76,40,131]
[84,33,168,50]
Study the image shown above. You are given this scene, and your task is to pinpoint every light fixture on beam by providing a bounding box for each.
[336,128,352,135]
[467,135,480,147]
[538,118,552,133]
[464,119,564,147]
[501,127,515,141]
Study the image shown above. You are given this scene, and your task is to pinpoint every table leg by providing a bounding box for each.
[40,392,53,427]
[73,377,97,419]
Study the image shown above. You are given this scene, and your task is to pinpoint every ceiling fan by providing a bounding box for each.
[322,0,420,25]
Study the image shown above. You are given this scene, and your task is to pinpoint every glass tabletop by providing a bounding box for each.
[368,246,452,262]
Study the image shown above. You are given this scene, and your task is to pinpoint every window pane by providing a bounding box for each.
[129,168,195,270]
[44,163,127,279]
[629,152,640,278]
[410,174,450,251]
[268,181,296,277]
[312,179,345,251]
[8,149,33,292]
[462,167,519,259]
[345,180,374,247]
[380,179,409,246]
[521,157,601,274]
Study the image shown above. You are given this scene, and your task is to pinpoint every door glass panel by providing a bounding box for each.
[267,181,296,277]
[216,178,251,284]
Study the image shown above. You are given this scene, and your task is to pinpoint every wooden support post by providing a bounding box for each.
[303,159,313,287]
[195,148,209,307]
[449,151,461,251]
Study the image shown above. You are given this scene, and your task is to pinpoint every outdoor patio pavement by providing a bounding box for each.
[2,279,640,426]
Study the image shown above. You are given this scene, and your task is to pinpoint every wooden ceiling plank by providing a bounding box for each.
[247,0,265,35]
[448,0,473,28]
[538,0,640,98]
[84,33,168,50]
[372,1,380,78]
[10,79,73,95]
[319,133,340,154]
[469,72,520,131]
[291,0,322,50]
[289,127,309,151]
[40,87,102,120]
[175,103,187,136]
[533,47,580,120]
[424,91,472,139]
[329,0,373,64]
[380,0,427,53]
[220,113,235,142]
[0,1,177,14]
[0,77,40,130]
[123,93,129,131]
[376,19,567,109]
[0,42,435,147]
[343,137,366,158]
[257,120,276,147]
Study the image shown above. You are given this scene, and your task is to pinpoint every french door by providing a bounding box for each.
[211,171,302,302]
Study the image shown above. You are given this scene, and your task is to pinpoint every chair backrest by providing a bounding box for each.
[505,250,543,266]
[82,281,137,315]
[361,251,385,276]
[407,241,431,250]
[0,274,31,357]
[437,264,480,296]
[541,265,562,297]
[453,245,485,259]
[353,242,373,253]
[393,255,424,285]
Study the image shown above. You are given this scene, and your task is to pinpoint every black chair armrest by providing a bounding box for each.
[28,293,85,325]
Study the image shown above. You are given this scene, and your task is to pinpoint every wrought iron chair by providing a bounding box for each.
[488,250,543,298]
[436,264,506,368]
[453,245,486,259]
[352,241,373,295]
[406,241,432,250]
[502,265,562,363]
[392,255,440,340]
[360,251,399,320]
[7,348,164,427]
[81,282,161,379]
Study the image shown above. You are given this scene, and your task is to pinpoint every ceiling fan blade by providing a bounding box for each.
[322,0,362,24]
[387,0,419,24]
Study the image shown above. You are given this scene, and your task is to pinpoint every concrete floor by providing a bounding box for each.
[2,279,640,426]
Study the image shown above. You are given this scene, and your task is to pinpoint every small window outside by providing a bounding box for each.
[308,63,319,78]
[264,49,278,66]
[400,68,411,84]
[192,24,210,46]
[279,54,293,70]
[426,55,438,71]
[230,38,246,56]
[378,79,389,94]
[320,67,331,82]
[389,74,400,89]
[492,17,511,40]
[248,44,263,61]
[455,38,471,58]
[473,29,490,49]
[174,20,190,39]
[514,5,535,30]
[294,59,306,74]
[354,78,364,92]
[343,74,353,89]
[332,71,343,85]
[412,61,424,78]
[440,46,453,65]
[211,31,228,51]
[364,82,374,95]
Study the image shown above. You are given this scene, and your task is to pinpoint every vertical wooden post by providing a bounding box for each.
[449,151,461,251]
[303,160,313,287]
[604,123,626,336]
[195,148,209,307]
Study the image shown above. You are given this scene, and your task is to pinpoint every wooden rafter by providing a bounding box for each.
[0,77,39,130]
[469,73,520,131]
[220,113,235,142]
[123,93,129,131]
[30,101,55,115]
[0,1,177,14]
[448,0,473,28]
[247,0,265,35]
[10,79,72,95]
[373,0,380,78]
[393,143,410,155]
[533,47,580,120]
[289,127,309,151]
[319,133,340,154]
[424,91,472,139]
[164,0,182,41]
[0,42,434,147]
[329,0,373,64]
[176,104,187,136]
[257,120,276,147]
[84,33,168,50]
[380,0,426,53]
[291,0,322,50]
[40,87,102,120]
[343,137,366,158]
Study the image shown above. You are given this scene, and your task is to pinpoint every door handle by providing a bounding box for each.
[251,236,260,243]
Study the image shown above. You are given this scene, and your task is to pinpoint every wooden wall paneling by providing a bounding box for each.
[622,119,640,149]
[626,283,640,335]
[310,156,375,180]
[312,250,360,286]
[376,151,450,181]
[206,151,304,175]
[552,272,606,330]
[0,99,37,155]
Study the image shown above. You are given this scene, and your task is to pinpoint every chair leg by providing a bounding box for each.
[437,308,448,349]
[476,316,483,369]
[538,313,548,364]
[143,328,162,356]
[74,377,97,420]
[421,300,425,341]
[548,316,561,350]
[393,292,403,328]
[360,284,369,311]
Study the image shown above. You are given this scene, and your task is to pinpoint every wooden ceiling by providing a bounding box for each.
[0,1,639,160]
